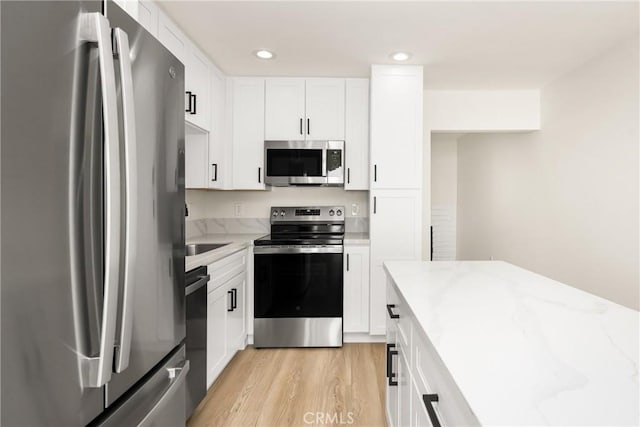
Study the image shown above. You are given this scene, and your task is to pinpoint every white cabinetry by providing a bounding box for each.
[370,66,423,189]
[112,0,139,20]
[137,0,158,37]
[206,249,248,388]
[369,65,423,336]
[207,65,231,189]
[185,124,209,189]
[370,190,421,334]
[386,276,479,427]
[343,244,370,333]
[158,11,210,131]
[265,78,345,141]
[345,78,369,190]
[231,78,266,190]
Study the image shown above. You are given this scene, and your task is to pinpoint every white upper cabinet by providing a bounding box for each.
[112,0,139,20]
[345,78,370,190]
[265,78,345,141]
[305,79,345,140]
[264,78,306,140]
[231,78,266,190]
[208,65,232,189]
[370,66,423,189]
[158,10,211,131]
[184,43,211,131]
[137,0,158,37]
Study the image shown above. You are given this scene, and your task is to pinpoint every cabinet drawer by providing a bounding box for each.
[413,329,479,426]
[208,249,247,292]
[387,283,411,363]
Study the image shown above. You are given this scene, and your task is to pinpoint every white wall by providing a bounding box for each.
[186,188,369,220]
[425,90,540,132]
[430,134,458,260]
[456,36,639,310]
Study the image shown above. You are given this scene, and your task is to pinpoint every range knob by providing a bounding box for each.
[329,209,335,216]
[280,210,286,216]
[336,209,342,216]
[272,210,278,217]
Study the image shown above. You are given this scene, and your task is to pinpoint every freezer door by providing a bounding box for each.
[94,345,189,427]
[1,1,108,425]
[104,1,186,406]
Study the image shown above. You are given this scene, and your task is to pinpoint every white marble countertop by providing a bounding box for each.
[185,233,265,271]
[384,260,639,426]
[344,232,369,245]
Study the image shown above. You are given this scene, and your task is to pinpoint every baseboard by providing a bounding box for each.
[343,333,385,343]
[247,333,385,345]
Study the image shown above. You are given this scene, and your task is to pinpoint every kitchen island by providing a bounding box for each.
[383,261,639,426]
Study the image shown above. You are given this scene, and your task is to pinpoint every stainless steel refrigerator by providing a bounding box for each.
[1,1,187,425]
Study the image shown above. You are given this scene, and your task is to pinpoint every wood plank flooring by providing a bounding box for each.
[188,343,387,427]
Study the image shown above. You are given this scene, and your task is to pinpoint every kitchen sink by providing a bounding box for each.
[185,243,230,256]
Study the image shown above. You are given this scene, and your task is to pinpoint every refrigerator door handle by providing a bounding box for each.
[138,360,190,427]
[113,27,138,374]
[79,12,122,388]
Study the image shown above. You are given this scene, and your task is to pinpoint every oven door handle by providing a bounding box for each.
[254,246,344,255]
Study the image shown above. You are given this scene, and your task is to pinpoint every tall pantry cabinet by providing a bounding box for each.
[369,66,424,335]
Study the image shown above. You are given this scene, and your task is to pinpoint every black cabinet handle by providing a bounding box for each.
[258,167,261,183]
[191,93,197,115]
[347,168,350,184]
[374,164,377,182]
[386,304,400,319]
[227,290,233,312]
[422,394,441,427]
[185,91,192,113]
[386,343,395,378]
[300,118,303,135]
[211,163,218,182]
[388,347,398,386]
[346,253,350,271]
[307,118,310,135]
[231,288,237,310]
[373,196,377,214]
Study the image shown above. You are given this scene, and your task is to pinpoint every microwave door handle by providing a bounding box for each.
[322,148,327,177]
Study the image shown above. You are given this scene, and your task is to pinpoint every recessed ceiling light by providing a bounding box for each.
[255,50,275,60]
[391,52,411,62]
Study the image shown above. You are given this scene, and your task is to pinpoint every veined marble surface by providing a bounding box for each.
[185,233,265,271]
[384,261,639,426]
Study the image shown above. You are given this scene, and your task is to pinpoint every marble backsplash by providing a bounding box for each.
[186,217,369,240]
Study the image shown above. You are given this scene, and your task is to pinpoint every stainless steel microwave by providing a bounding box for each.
[264,140,344,187]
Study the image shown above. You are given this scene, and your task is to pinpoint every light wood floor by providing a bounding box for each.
[188,343,387,427]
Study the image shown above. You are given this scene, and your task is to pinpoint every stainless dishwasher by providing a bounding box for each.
[185,266,209,419]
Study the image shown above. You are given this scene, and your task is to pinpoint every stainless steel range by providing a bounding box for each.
[253,206,345,348]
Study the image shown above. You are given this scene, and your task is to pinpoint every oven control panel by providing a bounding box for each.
[270,206,345,223]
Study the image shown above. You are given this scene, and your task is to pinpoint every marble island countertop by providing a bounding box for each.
[384,260,639,426]
[185,233,265,271]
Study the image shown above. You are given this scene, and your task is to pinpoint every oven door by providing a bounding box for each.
[264,141,328,186]
[254,246,343,318]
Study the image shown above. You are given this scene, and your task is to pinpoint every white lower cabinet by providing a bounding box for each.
[206,249,248,388]
[386,276,479,427]
[343,244,370,333]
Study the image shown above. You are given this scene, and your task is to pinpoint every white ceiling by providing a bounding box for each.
[159,1,639,89]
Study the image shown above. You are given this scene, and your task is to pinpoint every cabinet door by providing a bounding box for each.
[226,272,246,351]
[370,190,421,334]
[185,124,209,189]
[386,333,399,427]
[411,378,432,427]
[305,79,345,140]
[158,11,186,63]
[343,245,370,333]
[345,78,369,190]
[264,78,305,140]
[208,65,230,189]
[398,346,411,427]
[137,0,158,37]
[112,0,138,20]
[206,285,229,388]
[185,45,211,131]
[370,66,423,189]
[232,78,266,190]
